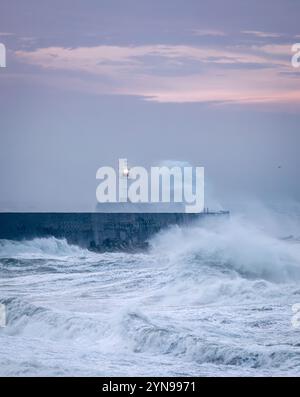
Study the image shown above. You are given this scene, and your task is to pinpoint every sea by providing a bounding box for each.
[1,215,300,376]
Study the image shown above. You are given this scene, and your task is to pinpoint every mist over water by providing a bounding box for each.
[1,208,300,376]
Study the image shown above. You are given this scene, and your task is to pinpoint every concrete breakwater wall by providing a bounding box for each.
[0,212,229,251]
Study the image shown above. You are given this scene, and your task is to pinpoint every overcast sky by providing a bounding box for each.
[0,0,300,211]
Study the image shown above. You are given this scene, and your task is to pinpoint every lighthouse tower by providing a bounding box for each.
[119,158,130,202]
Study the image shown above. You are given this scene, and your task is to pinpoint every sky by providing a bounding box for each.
[0,0,300,212]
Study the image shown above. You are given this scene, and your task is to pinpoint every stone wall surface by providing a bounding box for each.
[0,212,228,251]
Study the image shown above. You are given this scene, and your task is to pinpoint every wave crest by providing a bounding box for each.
[0,237,88,259]
[150,217,300,283]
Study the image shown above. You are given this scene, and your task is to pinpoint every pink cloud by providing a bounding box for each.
[13,44,300,108]
[242,30,283,39]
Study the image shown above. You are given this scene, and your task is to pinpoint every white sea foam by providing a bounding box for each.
[1,213,300,376]
[0,237,88,259]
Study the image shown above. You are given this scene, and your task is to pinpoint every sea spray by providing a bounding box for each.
[1,213,300,376]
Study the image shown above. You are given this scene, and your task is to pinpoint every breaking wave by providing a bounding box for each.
[1,214,300,376]
[0,237,88,259]
[150,216,300,283]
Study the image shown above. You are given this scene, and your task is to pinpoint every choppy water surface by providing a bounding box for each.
[1,217,300,376]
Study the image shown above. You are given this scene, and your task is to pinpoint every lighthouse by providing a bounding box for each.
[119,158,130,202]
